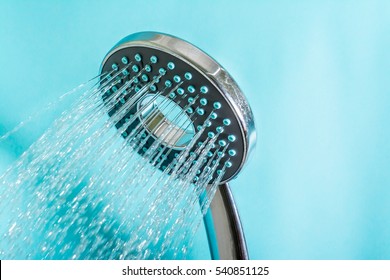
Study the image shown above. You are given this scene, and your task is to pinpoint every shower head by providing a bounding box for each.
[99,32,256,184]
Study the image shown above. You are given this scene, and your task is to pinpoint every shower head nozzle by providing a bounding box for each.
[99,32,256,184]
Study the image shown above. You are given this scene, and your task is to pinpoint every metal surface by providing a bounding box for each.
[204,183,249,260]
[100,32,256,183]
[100,32,254,259]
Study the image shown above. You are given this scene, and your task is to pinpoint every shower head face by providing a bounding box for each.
[100,32,256,183]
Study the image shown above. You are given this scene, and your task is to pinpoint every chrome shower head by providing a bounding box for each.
[99,32,256,184]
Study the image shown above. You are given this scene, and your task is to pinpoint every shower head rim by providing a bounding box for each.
[100,31,256,182]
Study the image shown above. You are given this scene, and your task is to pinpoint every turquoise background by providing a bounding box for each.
[1,0,390,259]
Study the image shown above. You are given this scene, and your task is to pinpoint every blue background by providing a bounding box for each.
[1,0,390,259]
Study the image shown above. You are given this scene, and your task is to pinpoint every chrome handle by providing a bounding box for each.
[203,183,249,260]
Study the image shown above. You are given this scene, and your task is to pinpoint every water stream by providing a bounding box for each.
[0,72,226,259]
